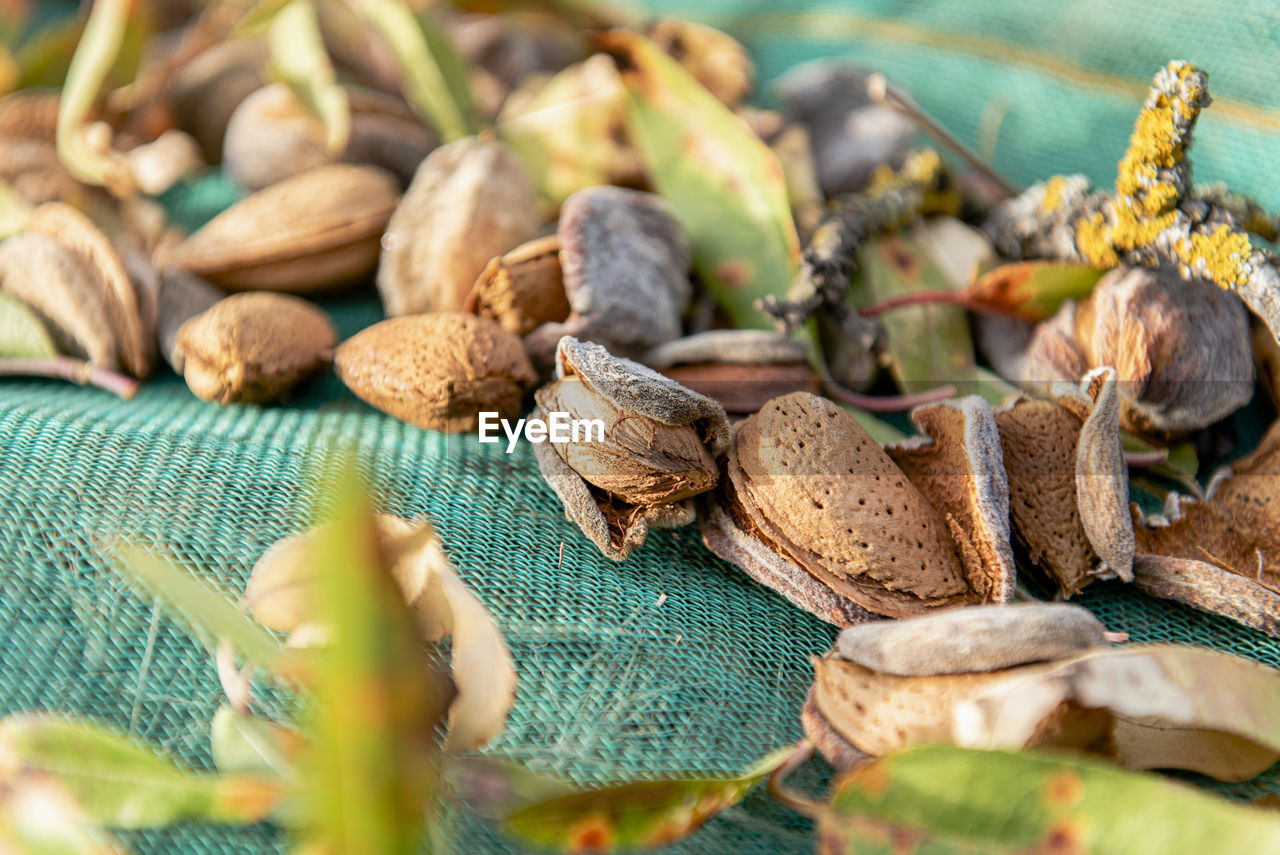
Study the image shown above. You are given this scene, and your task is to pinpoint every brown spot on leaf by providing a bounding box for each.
[714,258,754,288]
[880,236,921,279]
[567,814,617,854]
[1038,817,1088,855]
[1042,770,1085,810]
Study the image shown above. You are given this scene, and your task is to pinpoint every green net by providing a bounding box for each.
[5,2,1280,853]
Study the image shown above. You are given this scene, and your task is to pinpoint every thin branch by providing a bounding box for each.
[0,357,140,399]
[767,740,822,819]
[824,377,956,412]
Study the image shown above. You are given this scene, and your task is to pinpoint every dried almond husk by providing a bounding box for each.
[700,391,1014,626]
[26,202,153,378]
[170,38,267,163]
[1131,418,1280,636]
[647,18,754,107]
[805,605,1280,782]
[994,367,1134,596]
[463,234,569,337]
[156,268,224,372]
[979,266,1253,436]
[378,136,539,317]
[167,164,399,293]
[0,233,117,367]
[524,186,690,367]
[0,88,62,141]
[643,330,817,413]
[334,312,536,433]
[176,292,336,404]
[245,513,516,751]
[532,336,729,561]
[223,84,437,190]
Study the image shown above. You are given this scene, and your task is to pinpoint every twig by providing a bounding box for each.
[858,289,1008,318]
[867,73,1017,200]
[1122,448,1169,469]
[767,740,822,818]
[823,377,956,412]
[0,357,140,399]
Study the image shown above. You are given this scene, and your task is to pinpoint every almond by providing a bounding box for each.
[168,164,399,293]
[377,137,539,316]
[176,292,336,404]
[464,234,569,337]
[334,312,535,433]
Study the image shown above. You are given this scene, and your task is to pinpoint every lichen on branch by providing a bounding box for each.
[983,60,1280,341]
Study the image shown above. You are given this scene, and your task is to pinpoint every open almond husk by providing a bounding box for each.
[700,391,1014,627]
[1131,418,1280,637]
[803,603,1280,782]
[642,330,818,414]
[166,164,399,293]
[993,367,1134,596]
[532,336,730,561]
[244,513,516,752]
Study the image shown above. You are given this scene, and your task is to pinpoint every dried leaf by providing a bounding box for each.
[966,259,1106,322]
[301,464,446,855]
[861,225,977,393]
[498,748,793,852]
[956,645,1280,782]
[816,746,1280,854]
[603,30,799,330]
[0,291,57,358]
[0,715,282,828]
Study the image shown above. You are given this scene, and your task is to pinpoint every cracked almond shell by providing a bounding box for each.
[532,336,729,561]
[700,392,1013,626]
[167,164,400,293]
[463,234,569,337]
[176,292,336,404]
[1131,418,1280,636]
[334,312,536,433]
[994,367,1134,596]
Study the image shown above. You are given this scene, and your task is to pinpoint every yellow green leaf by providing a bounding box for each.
[267,0,349,154]
[0,292,57,359]
[967,259,1108,322]
[604,30,799,330]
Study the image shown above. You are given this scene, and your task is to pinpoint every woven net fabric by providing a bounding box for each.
[4,2,1280,853]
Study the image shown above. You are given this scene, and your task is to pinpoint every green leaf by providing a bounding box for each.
[818,746,1280,854]
[0,716,282,829]
[353,0,474,142]
[499,748,793,852]
[211,708,307,828]
[0,773,132,855]
[300,462,448,855]
[268,0,349,154]
[445,758,576,821]
[109,544,284,671]
[861,228,978,394]
[966,259,1107,322]
[0,292,57,358]
[605,30,799,330]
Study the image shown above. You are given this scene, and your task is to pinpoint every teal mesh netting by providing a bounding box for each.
[5,2,1280,853]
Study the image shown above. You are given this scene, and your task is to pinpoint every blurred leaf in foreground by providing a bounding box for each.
[603,30,799,330]
[299,462,449,855]
[810,746,1280,854]
[496,748,793,852]
[0,772,130,855]
[0,715,282,829]
[267,0,349,154]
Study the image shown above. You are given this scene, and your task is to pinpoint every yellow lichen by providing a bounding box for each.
[1040,176,1068,213]
[1175,226,1253,289]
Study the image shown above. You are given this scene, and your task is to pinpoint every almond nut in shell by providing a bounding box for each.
[334,312,536,433]
[176,292,336,404]
[463,234,569,337]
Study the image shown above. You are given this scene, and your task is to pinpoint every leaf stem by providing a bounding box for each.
[867,73,1017,201]
[767,740,823,819]
[823,377,956,412]
[858,289,999,318]
[0,357,140,399]
[1122,448,1169,469]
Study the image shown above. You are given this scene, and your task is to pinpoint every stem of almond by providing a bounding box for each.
[824,377,956,412]
[0,357,140,399]
[768,740,824,819]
